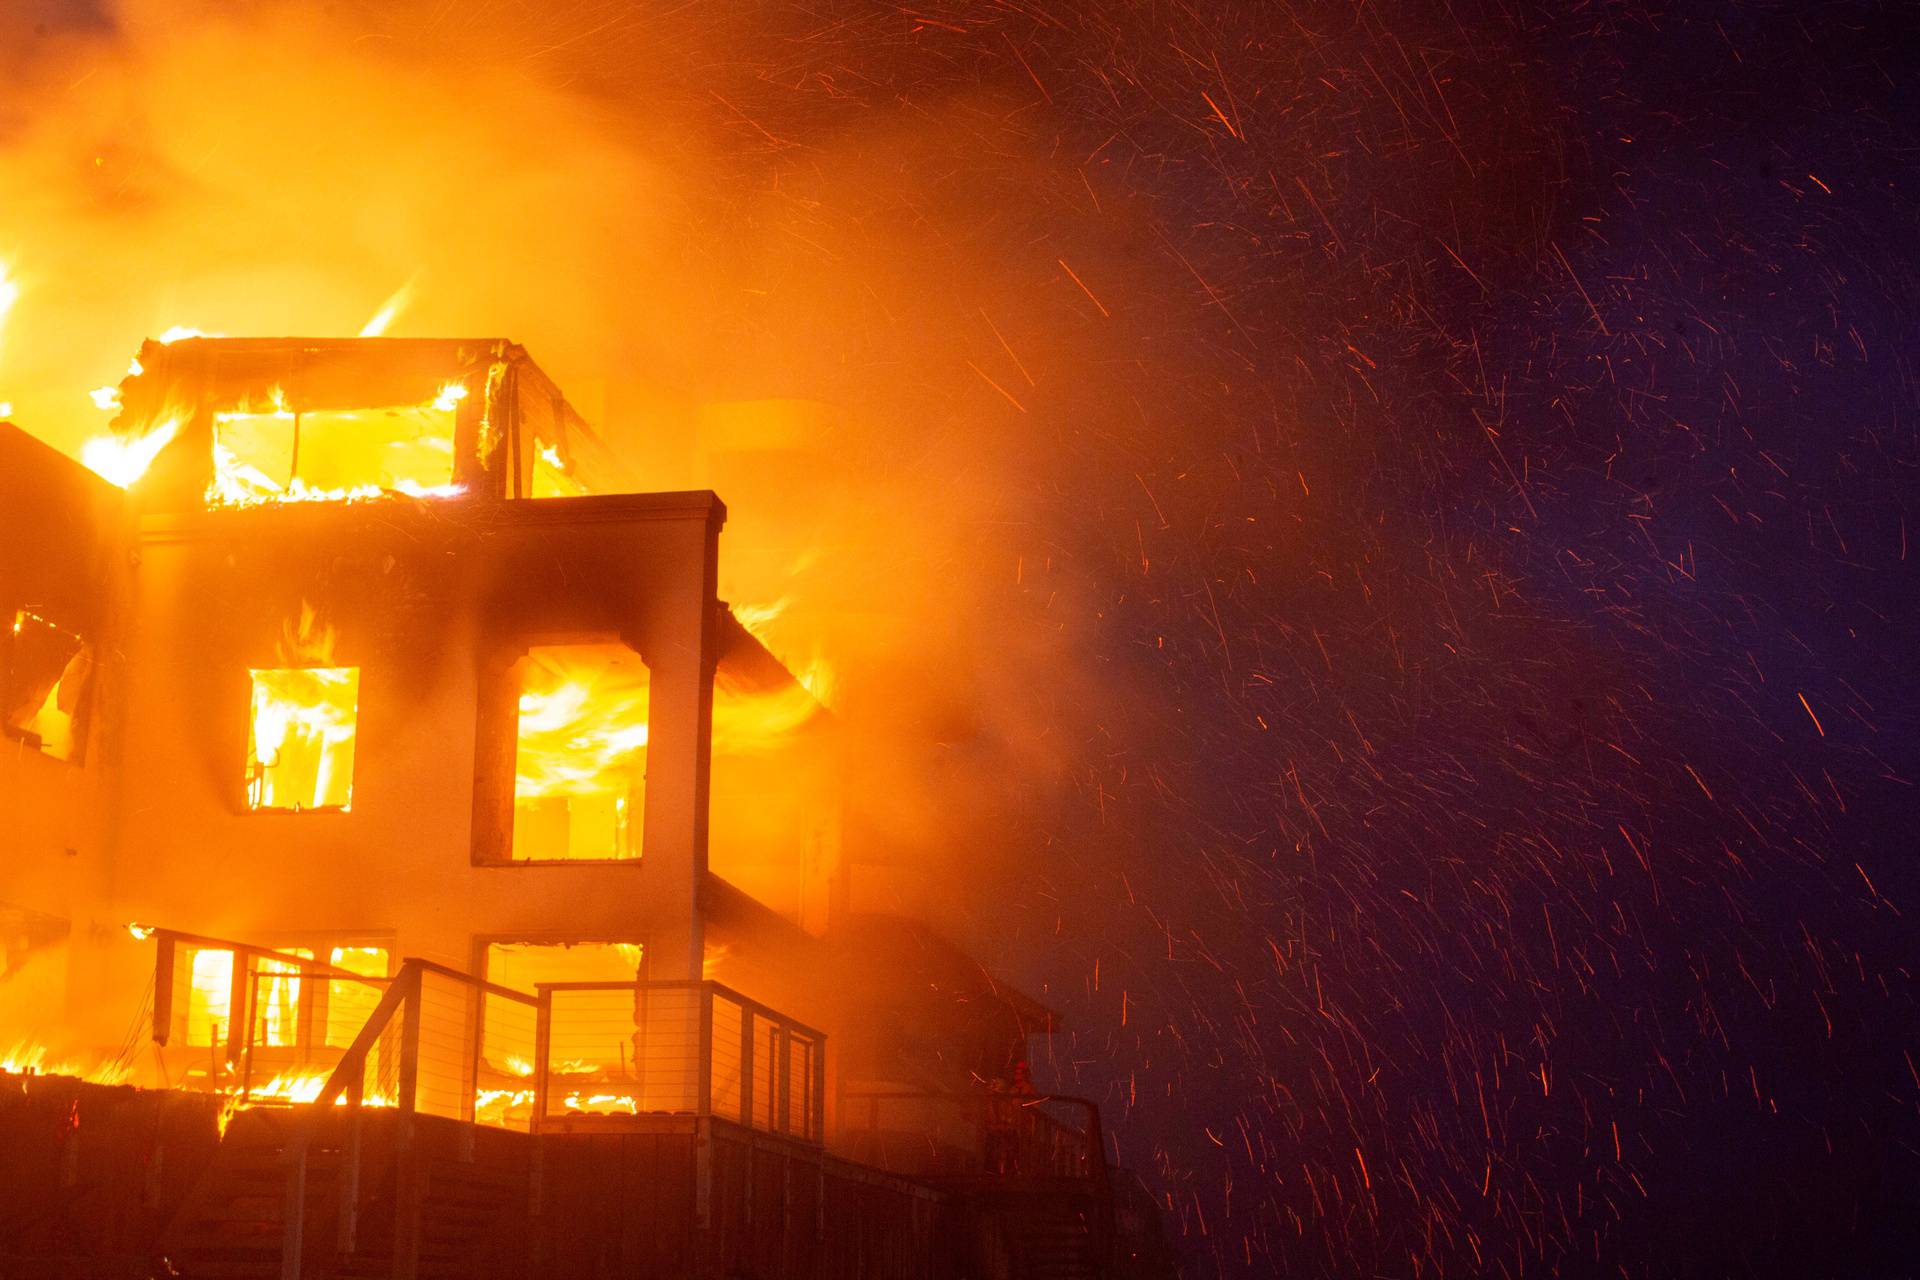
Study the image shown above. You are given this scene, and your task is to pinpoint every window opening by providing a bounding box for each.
[2,610,93,762]
[510,643,648,860]
[253,949,315,1048]
[478,941,642,1110]
[247,666,360,811]
[183,947,235,1047]
[324,945,391,1047]
[210,382,465,503]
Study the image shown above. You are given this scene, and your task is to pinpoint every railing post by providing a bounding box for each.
[532,987,552,1135]
[152,933,176,1046]
[465,987,485,1125]
[812,1038,826,1142]
[395,965,423,1116]
[776,1027,791,1136]
[740,1008,755,1127]
[238,963,261,1102]
[392,965,425,1280]
[697,983,713,1116]
[338,1068,364,1256]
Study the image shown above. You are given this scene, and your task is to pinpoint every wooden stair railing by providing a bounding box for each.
[278,961,422,1280]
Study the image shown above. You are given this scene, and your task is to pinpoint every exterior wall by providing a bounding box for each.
[86,491,723,1019]
[708,721,839,934]
[0,426,125,1044]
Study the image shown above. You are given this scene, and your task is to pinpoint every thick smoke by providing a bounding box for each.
[5,2,1919,1278]
[0,0,1141,925]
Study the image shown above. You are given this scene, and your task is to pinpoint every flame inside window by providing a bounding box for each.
[325,945,391,1048]
[178,943,388,1054]
[253,950,314,1048]
[211,387,461,504]
[184,948,235,1047]
[247,666,360,811]
[511,644,648,861]
[2,610,92,762]
[530,439,588,497]
[484,941,643,991]
[480,942,644,1122]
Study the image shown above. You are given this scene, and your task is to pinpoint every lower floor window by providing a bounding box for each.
[178,941,390,1048]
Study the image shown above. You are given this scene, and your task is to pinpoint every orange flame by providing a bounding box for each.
[357,278,416,338]
[511,645,650,860]
[207,379,467,507]
[1,1041,132,1086]
[247,604,359,811]
[81,418,179,487]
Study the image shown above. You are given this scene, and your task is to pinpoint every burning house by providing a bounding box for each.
[0,337,1171,1279]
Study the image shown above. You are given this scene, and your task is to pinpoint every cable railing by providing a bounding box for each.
[533,980,826,1141]
[142,928,832,1277]
[148,928,395,1103]
[839,1086,1115,1270]
[144,930,826,1141]
[840,1086,1107,1181]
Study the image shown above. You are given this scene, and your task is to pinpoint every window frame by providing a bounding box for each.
[172,935,396,1051]
[470,633,652,867]
[242,663,363,815]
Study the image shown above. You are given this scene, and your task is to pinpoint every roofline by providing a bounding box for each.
[135,489,727,544]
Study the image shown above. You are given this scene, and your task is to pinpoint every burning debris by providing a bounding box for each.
[78,336,612,506]
[0,2,1908,1276]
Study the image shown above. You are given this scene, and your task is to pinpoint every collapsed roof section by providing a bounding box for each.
[106,337,623,510]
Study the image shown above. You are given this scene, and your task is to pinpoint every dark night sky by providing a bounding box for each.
[887,4,1920,1276]
[11,1,1920,1275]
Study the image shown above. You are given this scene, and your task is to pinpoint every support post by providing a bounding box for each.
[391,966,424,1280]
[279,1146,307,1280]
[338,1070,364,1256]
[237,963,260,1100]
[532,988,552,1134]
[152,934,176,1046]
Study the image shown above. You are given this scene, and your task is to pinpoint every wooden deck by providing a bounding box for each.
[0,1071,225,1275]
[534,1116,958,1279]
[0,1075,962,1279]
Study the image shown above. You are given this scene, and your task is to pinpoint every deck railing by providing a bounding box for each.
[149,928,396,1102]
[534,980,827,1141]
[840,1086,1106,1181]
[840,1086,1115,1271]
[145,931,825,1141]
[146,934,830,1279]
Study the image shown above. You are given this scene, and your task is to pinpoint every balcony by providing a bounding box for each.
[145,929,824,1143]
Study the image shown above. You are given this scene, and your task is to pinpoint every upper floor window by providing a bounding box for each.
[506,643,649,861]
[247,666,360,811]
[1,609,93,763]
[211,384,466,504]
